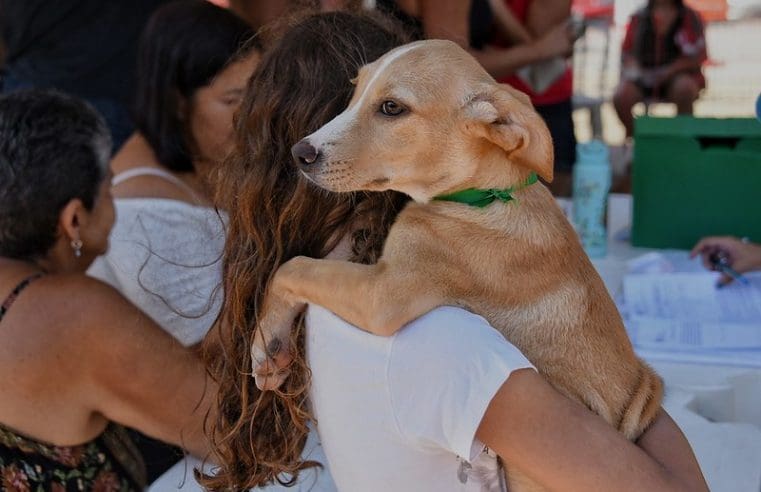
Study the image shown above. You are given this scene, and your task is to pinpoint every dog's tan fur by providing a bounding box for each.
[257,40,662,491]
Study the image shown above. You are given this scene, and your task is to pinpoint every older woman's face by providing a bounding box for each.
[188,51,260,166]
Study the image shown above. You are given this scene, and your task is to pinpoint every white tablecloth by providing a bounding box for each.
[591,194,761,492]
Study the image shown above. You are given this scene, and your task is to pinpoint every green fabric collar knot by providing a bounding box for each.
[433,172,538,208]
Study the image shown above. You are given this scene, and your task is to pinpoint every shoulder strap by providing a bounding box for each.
[0,272,44,322]
[112,166,202,203]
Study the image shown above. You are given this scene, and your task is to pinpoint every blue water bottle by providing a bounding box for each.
[573,140,611,258]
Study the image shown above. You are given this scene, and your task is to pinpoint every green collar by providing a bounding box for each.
[433,172,538,208]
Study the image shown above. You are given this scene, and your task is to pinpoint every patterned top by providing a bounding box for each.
[0,274,147,490]
[0,423,147,491]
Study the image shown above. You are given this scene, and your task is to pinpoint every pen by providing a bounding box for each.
[710,253,750,286]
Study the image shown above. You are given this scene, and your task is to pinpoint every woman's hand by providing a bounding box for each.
[691,236,761,285]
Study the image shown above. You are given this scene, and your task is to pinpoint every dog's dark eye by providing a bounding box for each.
[380,100,405,117]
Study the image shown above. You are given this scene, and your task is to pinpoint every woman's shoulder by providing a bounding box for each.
[111,135,202,204]
[681,6,705,30]
[308,304,530,367]
[41,271,121,298]
[29,274,138,332]
[391,306,532,369]
[0,274,142,367]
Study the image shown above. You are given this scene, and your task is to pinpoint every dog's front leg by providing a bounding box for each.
[275,255,446,336]
[253,255,445,390]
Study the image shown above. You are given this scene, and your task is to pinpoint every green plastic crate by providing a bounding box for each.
[632,116,761,249]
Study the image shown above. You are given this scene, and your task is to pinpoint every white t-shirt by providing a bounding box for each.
[306,305,534,492]
[89,199,225,346]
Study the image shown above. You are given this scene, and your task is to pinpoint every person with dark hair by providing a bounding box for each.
[203,9,708,492]
[89,0,260,348]
[0,0,169,152]
[227,0,361,26]
[614,0,707,137]
[0,89,215,491]
[86,1,262,479]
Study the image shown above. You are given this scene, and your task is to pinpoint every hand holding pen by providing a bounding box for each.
[690,236,761,287]
[709,251,749,287]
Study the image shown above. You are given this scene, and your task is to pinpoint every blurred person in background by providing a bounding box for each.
[374,0,575,79]
[89,0,259,347]
[496,0,578,196]
[87,0,260,479]
[0,89,214,491]
[0,0,170,152]
[614,0,708,138]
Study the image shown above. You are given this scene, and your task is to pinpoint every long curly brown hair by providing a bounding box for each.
[200,10,410,490]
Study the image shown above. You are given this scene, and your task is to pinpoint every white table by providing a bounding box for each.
[152,194,761,492]
[588,194,761,492]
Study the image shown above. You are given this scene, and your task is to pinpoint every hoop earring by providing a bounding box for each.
[71,239,83,258]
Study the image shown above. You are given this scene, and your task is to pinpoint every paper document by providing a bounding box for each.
[623,272,761,351]
[624,272,761,323]
[627,317,761,349]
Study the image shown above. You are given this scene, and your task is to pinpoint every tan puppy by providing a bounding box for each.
[254,39,662,490]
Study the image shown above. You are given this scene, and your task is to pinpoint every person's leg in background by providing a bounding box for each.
[613,79,645,139]
[666,73,700,115]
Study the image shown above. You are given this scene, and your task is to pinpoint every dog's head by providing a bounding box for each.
[291,39,553,202]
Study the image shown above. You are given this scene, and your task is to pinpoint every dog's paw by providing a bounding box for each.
[251,337,292,391]
[250,292,302,391]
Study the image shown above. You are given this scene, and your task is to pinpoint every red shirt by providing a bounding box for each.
[498,0,574,106]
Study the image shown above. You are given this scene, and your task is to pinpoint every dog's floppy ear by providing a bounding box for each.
[463,83,554,182]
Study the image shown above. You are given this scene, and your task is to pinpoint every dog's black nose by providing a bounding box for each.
[291,139,320,167]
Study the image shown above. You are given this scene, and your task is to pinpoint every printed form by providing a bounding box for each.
[623,272,761,350]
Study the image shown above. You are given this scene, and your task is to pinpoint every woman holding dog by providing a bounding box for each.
[203,10,708,492]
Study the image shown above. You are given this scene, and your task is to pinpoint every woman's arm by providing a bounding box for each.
[658,56,704,85]
[74,277,216,459]
[477,368,708,492]
[487,0,532,45]
[418,0,573,79]
[525,0,571,38]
